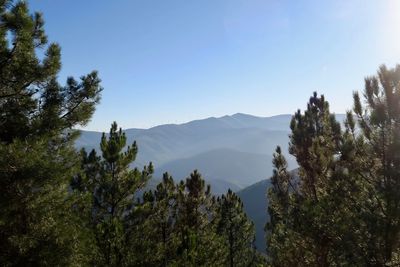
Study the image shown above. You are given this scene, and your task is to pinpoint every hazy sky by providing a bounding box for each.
[30,0,400,131]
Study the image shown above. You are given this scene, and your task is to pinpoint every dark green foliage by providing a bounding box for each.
[72,122,153,266]
[173,170,225,266]
[266,147,306,267]
[266,65,400,266]
[0,1,101,265]
[74,124,258,267]
[134,171,262,267]
[349,65,400,265]
[124,172,179,267]
[0,1,101,142]
[9,2,400,266]
[266,93,363,266]
[216,189,261,267]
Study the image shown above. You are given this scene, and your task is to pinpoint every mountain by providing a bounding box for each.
[127,113,295,169]
[154,148,273,193]
[237,179,271,252]
[76,113,344,193]
[76,113,345,251]
[76,113,295,191]
[238,169,299,252]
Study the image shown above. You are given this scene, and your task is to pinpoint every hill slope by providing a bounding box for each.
[77,114,295,191]
[238,169,299,252]
[155,148,273,193]
[76,113,343,192]
[237,179,271,252]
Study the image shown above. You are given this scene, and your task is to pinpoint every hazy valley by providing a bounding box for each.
[77,113,345,251]
[77,113,296,193]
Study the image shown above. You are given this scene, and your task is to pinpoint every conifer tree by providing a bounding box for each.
[350,65,400,265]
[174,170,225,266]
[72,122,153,266]
[216,189,261,267]
[289,93,345,266]
[139,171,266,267]
[266,146,306,266]
[153,173,179,266]
[266,93,359,266]
[0,1,102,265]
[130,172,179,266]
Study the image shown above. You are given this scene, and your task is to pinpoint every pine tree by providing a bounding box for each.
[266,93,360,266]
[0,1,102,265]
[350,65,400,265]
[72,122,153,266]
[130,173,180,266]
[289,93,344,266]
[152,173,179,266]
[266,146,306,266]
[174,170,225,266]
[216,189,261,267]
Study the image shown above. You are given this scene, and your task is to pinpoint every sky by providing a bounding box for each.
[30,0,400,131]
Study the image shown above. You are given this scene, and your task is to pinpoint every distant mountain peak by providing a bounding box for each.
[231,112,256,117]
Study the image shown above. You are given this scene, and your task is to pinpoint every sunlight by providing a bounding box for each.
[382,0,400,56]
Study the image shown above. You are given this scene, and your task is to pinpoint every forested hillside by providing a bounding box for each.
[0,3,263,265]
[2,1,400,266]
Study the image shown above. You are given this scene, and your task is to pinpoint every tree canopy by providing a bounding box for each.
[2,1,400,266]
[266,65,400,266]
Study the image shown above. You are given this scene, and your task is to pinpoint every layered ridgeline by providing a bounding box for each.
[77,113,297,194]
[77,113,346,194]
[77,113,345,251]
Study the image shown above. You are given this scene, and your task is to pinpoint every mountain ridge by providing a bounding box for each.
[76,113,344,193]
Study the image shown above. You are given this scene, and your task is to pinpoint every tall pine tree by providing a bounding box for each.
[266,146,305,266]
[133,173,180,266]
[266,93,360,266]
[0,1,102,265]
[173,170,226,266]
[216,189,261,267]
[72,122,153,266]
[350,65,400,265]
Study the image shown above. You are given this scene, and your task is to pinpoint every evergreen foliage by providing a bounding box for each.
[73,125,259,266]
[5,1,400,266]
[72,122,153,266]
[216,189,261,267]
[138,173,179,266]
[266,93,368,266]
[266,65,400,266]
[172,170,225,266]
[349,65,400,265]
[132,170,261,266]
[0,0,101,265]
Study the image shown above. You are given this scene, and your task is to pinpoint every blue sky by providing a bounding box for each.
[30,0,400,131]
